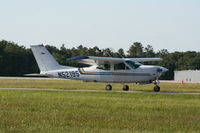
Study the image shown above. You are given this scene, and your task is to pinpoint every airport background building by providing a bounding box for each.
[174,70,200,83]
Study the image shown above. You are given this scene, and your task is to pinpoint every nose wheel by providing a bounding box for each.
[153,85,160,92]
[153,80,160,92]
[105,84,112,91]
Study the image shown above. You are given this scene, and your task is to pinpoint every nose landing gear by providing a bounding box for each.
[153,80,160,92]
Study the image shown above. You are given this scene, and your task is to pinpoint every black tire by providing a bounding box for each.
[154,85,160,92]
[105,84,112,91]
[123,85,129,91]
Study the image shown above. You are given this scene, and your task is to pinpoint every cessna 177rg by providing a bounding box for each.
[27,45,168,92]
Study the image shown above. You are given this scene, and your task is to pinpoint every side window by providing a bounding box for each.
[96,64,111,70]
[114,63,126,70]
[125,61,142,69]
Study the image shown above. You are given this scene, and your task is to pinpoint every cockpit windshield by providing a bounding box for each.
[125,61,142,69]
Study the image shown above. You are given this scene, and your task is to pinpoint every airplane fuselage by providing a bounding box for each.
[42,65,166,84]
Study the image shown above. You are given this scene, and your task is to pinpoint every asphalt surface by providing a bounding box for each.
[1,87,200,95]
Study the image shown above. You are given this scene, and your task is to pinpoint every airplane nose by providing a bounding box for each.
[157,67,168,73]
[162,67,168,72]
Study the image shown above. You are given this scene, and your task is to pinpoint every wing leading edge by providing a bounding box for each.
[66,56,162,65]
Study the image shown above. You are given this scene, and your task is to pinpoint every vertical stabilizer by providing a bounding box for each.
[31,45,69,71]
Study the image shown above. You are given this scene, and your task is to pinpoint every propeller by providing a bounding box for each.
[155,67,168,85]
[157,68,163,73]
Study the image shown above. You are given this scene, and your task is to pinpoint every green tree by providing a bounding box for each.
[144,45,155,57]
[88,46,102,56]
[117,48,126,58]
[102,48,113,57]
[0,40,39,76]
[127,42,144,57]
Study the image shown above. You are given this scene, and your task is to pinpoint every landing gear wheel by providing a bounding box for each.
[123,85,129,91]
[154,85,160,92]
[105,84,112,91]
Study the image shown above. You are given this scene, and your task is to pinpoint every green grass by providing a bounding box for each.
[0,90,200,133]
[0,78,200,93]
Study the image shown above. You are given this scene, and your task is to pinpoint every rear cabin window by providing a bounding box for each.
[96,64,111,70]
[114,63,129,70]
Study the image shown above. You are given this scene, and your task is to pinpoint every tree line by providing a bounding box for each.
[1,40,200,80]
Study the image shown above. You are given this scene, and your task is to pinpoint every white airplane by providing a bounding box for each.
[27,45,168,92]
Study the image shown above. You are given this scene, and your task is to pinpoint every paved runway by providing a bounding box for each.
[1,87,200,95]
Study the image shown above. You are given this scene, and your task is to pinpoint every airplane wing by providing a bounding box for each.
[66,56,162,65]
[128,58,162,62]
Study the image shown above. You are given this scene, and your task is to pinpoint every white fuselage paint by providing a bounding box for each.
[41,65,165,84]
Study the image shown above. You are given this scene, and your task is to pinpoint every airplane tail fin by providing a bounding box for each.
[31,45,72,72]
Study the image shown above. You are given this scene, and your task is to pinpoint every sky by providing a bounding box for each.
[0,0,200,52]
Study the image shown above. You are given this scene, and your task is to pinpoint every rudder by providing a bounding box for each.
[31,45,67,71]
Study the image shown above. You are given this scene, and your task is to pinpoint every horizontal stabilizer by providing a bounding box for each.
[24,73,52,77]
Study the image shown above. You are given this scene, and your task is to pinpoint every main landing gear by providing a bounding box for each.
[105,84,129,91]
[122,85,129,91]
[105,84,112,91]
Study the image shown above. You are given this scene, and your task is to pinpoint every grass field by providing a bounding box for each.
[0,78,200,93]
[1,89,200,133]
[1,78,200,133]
